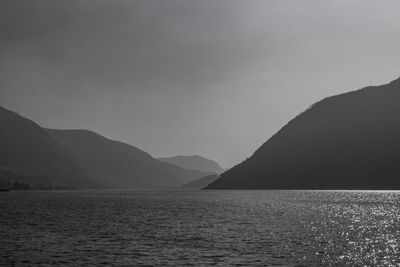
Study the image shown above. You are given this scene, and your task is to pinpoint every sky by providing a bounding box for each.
[1,0,400,168]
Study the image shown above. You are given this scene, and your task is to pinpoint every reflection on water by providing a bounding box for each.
[1,190,400,266]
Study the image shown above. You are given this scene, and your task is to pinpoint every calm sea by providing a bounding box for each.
[1,190,399,266]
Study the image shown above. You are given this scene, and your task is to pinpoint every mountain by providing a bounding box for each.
[0,105,207,189]
[157,155,225,174]
[206,77,400,189]
[0,106,96,189]
[181,174,219,189]
[47,129,209,188]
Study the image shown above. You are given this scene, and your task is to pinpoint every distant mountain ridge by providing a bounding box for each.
[206,77,400,189]
[158,155,225,174]
[0,105,206,189]
[47,129,207,188]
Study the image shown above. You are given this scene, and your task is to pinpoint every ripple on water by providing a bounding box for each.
[1,190,400,266]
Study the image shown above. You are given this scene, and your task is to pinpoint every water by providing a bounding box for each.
[1,190,400,266]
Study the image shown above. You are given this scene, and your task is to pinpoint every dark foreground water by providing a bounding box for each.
[1,190,400,266]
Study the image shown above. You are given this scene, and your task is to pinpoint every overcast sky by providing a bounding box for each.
[1,0,400,167]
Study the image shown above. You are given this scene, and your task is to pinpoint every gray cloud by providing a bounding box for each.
[1,0,400,167]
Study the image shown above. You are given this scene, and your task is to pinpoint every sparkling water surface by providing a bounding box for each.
[1,190,400,266]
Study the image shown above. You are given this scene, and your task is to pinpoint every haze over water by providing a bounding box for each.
[1,190,399,266]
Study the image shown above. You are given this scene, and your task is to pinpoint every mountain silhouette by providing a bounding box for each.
[0,106,97,189]
[206,77,400,189]
[47,129,209,188]
[158,155,225,174]
[182,174,219,189]
[0,105,206,189]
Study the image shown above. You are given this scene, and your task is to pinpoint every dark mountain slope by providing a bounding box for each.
[0,106,95,189]
[158,155,225,174]
[47,129,208,188]
[207,77,400,189]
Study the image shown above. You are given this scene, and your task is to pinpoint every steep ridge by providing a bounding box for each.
[0,106,96,189]
[207,77,400,189]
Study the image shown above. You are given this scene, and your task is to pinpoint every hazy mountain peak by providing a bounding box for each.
[157,155,225,174]
[47,129,209,188]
